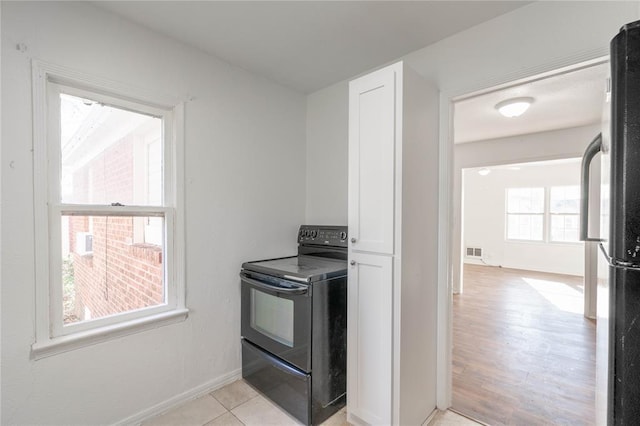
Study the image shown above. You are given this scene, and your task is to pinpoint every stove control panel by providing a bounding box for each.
[298,225,348,247]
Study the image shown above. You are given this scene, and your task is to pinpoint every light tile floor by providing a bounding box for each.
[142,379,481,426]
[426,410,484,426]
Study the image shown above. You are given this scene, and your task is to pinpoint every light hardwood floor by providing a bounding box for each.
[452,264,596,426]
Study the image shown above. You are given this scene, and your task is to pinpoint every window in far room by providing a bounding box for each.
[549,185,580,243]
[505,185,580,243]
[506,187,544,241]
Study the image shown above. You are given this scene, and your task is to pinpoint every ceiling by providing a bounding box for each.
[92,1,604,144]
[93,1,530,94]
[454,62,609,144]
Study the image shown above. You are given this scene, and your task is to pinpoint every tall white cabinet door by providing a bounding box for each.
[347,252,393,425]
[348,65,397,255]
[348,61,438,425]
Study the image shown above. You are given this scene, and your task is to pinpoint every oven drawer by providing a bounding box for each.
[242,339,311,425]
[241,271,312,372]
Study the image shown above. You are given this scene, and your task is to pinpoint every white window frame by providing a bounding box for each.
[548,185,580,243]
[505,185,582,244]
[31,61,187,359]
[505,187,545,242]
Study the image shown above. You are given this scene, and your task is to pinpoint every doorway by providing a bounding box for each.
[454,160,595,424]
[449,63,607,424]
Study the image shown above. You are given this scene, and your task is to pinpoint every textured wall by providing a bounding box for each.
[1,2,306,424]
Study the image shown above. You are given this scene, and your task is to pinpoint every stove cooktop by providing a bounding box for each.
[241,255,347,283]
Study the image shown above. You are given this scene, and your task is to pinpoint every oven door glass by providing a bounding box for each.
[241,271,311,372]
[251,288,294,347]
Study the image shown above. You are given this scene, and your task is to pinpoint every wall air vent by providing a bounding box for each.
[466,247,482,258]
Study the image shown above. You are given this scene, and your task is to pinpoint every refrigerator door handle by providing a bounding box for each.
[599,242,640,270]
[599,242,612,265]
[580,133,603,242]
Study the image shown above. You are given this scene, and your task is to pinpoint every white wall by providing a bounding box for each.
[1,2,306,425]
[306,83,348,225]
[455,124,601,169]
[463,159,584,276]
[306,81,349,225]
[304,1,638,223]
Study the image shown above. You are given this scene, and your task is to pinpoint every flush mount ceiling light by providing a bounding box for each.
[495,97,534,118]
[478,167,491,176]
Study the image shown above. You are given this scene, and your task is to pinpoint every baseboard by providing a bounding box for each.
[346,411,367,426]
[448,408,490,426]
[113,368,242,426]
[422,408,438,426]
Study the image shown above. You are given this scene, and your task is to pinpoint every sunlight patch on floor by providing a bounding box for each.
[522,277,583,314]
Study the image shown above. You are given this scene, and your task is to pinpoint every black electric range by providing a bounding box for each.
[240,225,347,425]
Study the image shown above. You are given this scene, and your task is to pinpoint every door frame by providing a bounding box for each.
[436,52,610,408]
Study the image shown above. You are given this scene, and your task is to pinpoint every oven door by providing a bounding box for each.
[240,271,311,372]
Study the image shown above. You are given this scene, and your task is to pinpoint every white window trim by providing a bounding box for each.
[548,186,581,244]
[505,187,545,242]
[505,186,582,245]
[32,60,187,360]
[505,213,545,242]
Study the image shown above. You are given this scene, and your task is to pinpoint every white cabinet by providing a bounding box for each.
[347,61,439,426]
[348,70,396,255]
[347,252,393,424]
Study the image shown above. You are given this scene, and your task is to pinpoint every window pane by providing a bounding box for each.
[551,214,580,242]
[550,186,580,214]
[506,188,544,213]
[62,215,165,325]
[507,214,544,240]
[60,93,163,205]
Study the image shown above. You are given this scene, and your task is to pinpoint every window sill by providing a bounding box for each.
[31,308,189,360]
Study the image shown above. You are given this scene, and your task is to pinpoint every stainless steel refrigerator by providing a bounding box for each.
[581,19,640,426]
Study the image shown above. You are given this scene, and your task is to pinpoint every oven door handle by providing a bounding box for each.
[240,272,309,295]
